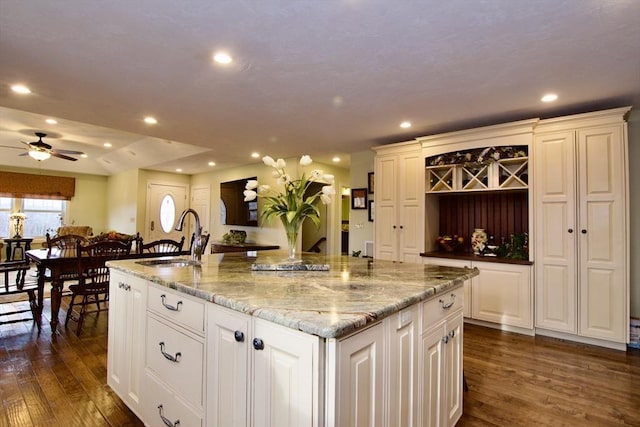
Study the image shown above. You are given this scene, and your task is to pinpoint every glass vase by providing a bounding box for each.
[282,218,303,263]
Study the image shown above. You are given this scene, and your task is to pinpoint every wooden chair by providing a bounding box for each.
[43,232,89,287]
[138,236,185,254]
[0,260,41,331]
[64,240,132,336]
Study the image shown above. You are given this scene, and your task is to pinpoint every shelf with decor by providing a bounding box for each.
[425,146,528,193]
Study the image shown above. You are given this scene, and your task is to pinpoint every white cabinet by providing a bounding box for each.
[330,322,385,427]
[386,306,419,427]
[419,289,464,427]
[534,107,630,346]
[107,270,147,419]
[374,142,424,263]
[423,258,472,318]
[143,285,206,427]
[206,304,319,427]
[471,261,532,329]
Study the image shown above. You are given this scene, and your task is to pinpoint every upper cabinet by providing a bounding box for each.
[373,142,424,263]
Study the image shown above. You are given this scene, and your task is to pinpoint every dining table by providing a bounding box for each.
[26,247,190,333]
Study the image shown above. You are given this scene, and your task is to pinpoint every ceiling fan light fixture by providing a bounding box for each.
[28,150,51,161]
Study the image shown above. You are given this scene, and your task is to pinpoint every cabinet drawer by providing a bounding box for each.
[146,316,204,407]
[148,285,205,333]
[143,371,203,427]
[421,286,464,332]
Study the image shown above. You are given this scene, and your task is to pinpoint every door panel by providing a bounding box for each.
[146,183,187,242]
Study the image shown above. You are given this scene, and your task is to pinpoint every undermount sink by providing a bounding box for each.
[135,258,199,268]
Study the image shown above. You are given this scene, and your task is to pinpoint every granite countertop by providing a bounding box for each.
[107,251,479,339]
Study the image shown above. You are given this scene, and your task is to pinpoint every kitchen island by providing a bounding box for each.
[106,252,478,427]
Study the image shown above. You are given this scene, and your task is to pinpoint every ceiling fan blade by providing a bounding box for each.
[51,152,78,161]
[51,148,85,155]
[0,145,24,150]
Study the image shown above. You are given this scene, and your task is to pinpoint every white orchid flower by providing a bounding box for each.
[275,158,286,169]
[323,173,335,185]
[272,170,281,178]
[262,156,276,167]
[245,180,258,190]
[277,174,291,186]
[299,155,312,166]
[258,184,270,194]
[243,189,257,201]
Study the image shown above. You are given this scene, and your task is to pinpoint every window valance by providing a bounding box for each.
[0,171,76,200]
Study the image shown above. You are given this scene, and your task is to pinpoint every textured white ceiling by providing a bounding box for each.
[1,0,639,175]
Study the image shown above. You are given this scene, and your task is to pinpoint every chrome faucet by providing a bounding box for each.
[175,208,204,264]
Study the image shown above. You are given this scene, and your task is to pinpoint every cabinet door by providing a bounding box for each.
[443,313,463,427]
[107,271,147,417]
[419,322,445,427]
[206,304,250,427]
[252,318,319,427]
[577,125,627,342]
[387,307,418,427]
[398,151,424,263]
[334,323,384,427]
[471,262,532,329]
[375,154,398,261]
[534,131,577,333]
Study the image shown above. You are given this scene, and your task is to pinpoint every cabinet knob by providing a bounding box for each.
[234,330,245,342]
[442,335,449,344]
[449,329,456,339]
[399,225,404,229]
[252,338,264,350]
[568,228,573,234]
[581,229,587,234]
[393,225,397,229]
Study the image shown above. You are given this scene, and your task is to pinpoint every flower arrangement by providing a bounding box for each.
[244,155,336,261]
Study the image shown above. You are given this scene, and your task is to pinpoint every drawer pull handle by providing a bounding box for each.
[439,293,456,310]
[234,330,245,342]
[159,342,181,363]
[157,404,180,427]
[160,294,183,311]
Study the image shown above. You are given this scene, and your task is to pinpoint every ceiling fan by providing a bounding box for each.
[0,132,85,161]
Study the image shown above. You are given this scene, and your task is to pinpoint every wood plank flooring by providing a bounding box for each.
[1,298,639,426]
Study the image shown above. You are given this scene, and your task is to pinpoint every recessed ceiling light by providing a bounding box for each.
[45,118,57,125]
[175,168,183,173]
[144,116,158,124]
[541,93,558,103]
[332,156,341,163]
[213,52,233,65]
[400,121,412,129]
[208,161,216,166]
[80,154,88,158]
[103,142,112,148]
[251,152,260,158]
[11,84,31,94]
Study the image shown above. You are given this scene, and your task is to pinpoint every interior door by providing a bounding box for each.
[191,185,211,234]
[146,183,188,242]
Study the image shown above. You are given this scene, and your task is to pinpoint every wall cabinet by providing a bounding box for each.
[534,108,630,347]
[107,270,147,419]
[426,156,528,193]
[373,142,424,263]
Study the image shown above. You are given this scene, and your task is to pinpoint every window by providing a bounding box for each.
[0,197,65,238]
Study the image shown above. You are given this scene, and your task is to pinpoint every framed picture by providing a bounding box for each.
[368,200,375,222]
[368,172,374,194]
[351,188,367,209]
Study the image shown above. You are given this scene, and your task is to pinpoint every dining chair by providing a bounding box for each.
[138,236,185,254]
[0,260,41,331]
[42,232,89,288]
[64,239,132,336]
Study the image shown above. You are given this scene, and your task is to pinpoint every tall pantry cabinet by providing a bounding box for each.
[534,107,630,348]
[373,142,424,263]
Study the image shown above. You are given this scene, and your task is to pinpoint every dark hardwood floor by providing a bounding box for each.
[1,297,639,426]
[459,324,640,427]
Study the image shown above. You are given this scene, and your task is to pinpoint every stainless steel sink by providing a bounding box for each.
[135,258,199,268]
